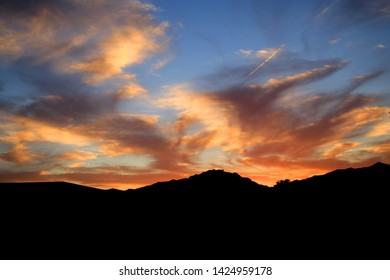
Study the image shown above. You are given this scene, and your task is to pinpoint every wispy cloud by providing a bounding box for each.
[58,150,98,162]
[158,53,389,183]
[0,0,195,185]
[0,0,169,100]
[0,0,388,188]
[238,49,254,56]
[328,39,340,45]
[321,0,390,29]
[150,56,174,74]
[374,44,386,49]
[316,0,339,19]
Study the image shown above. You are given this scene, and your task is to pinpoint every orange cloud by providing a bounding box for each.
[157,62,389,186]
[322,142,360,158]
[1,109,194,176]
[0,115,92,146]
[157,84,244,151]
[264,61,347,88]
[58,150,98,161]
[174,115,199,135]
[1,4,388,192]
[68,22,169,83]
[0,0,169,96]
[0,144,34,164]
[366,118,390,137]
[115,79,148,99]
[72,114,194,173]
[67,162,86,168]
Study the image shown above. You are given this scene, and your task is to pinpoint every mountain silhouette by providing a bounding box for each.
[1,162,389,260]
[274,161,389,192]
[133,169,269,197]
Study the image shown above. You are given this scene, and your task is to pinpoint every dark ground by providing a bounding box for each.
[1,162,389,260]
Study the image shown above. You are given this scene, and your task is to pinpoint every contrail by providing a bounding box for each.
[316,0,339,19]
[297,0,339,36]
[243,47,282,83]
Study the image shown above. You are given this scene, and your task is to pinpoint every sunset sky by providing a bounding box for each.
[0,0,389,189]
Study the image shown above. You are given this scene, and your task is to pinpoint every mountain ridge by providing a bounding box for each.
[1,161,387,192]
[132,168,269,196]
[1,161,389,260]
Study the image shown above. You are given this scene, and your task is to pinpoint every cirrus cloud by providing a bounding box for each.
[158,54,389,183]
[0,0,169,99]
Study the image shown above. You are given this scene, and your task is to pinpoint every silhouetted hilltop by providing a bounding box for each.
[274,162,390,195]
[1,162,388,196]
[0,162,389,260]
[131,162,390,198]
[134,169,269,197]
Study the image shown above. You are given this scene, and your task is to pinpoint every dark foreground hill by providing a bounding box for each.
[0,162,389,259]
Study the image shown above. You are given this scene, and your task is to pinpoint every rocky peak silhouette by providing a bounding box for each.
[134,169,268,198]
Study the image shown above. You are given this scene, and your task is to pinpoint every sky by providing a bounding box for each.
[0,0,389,189]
